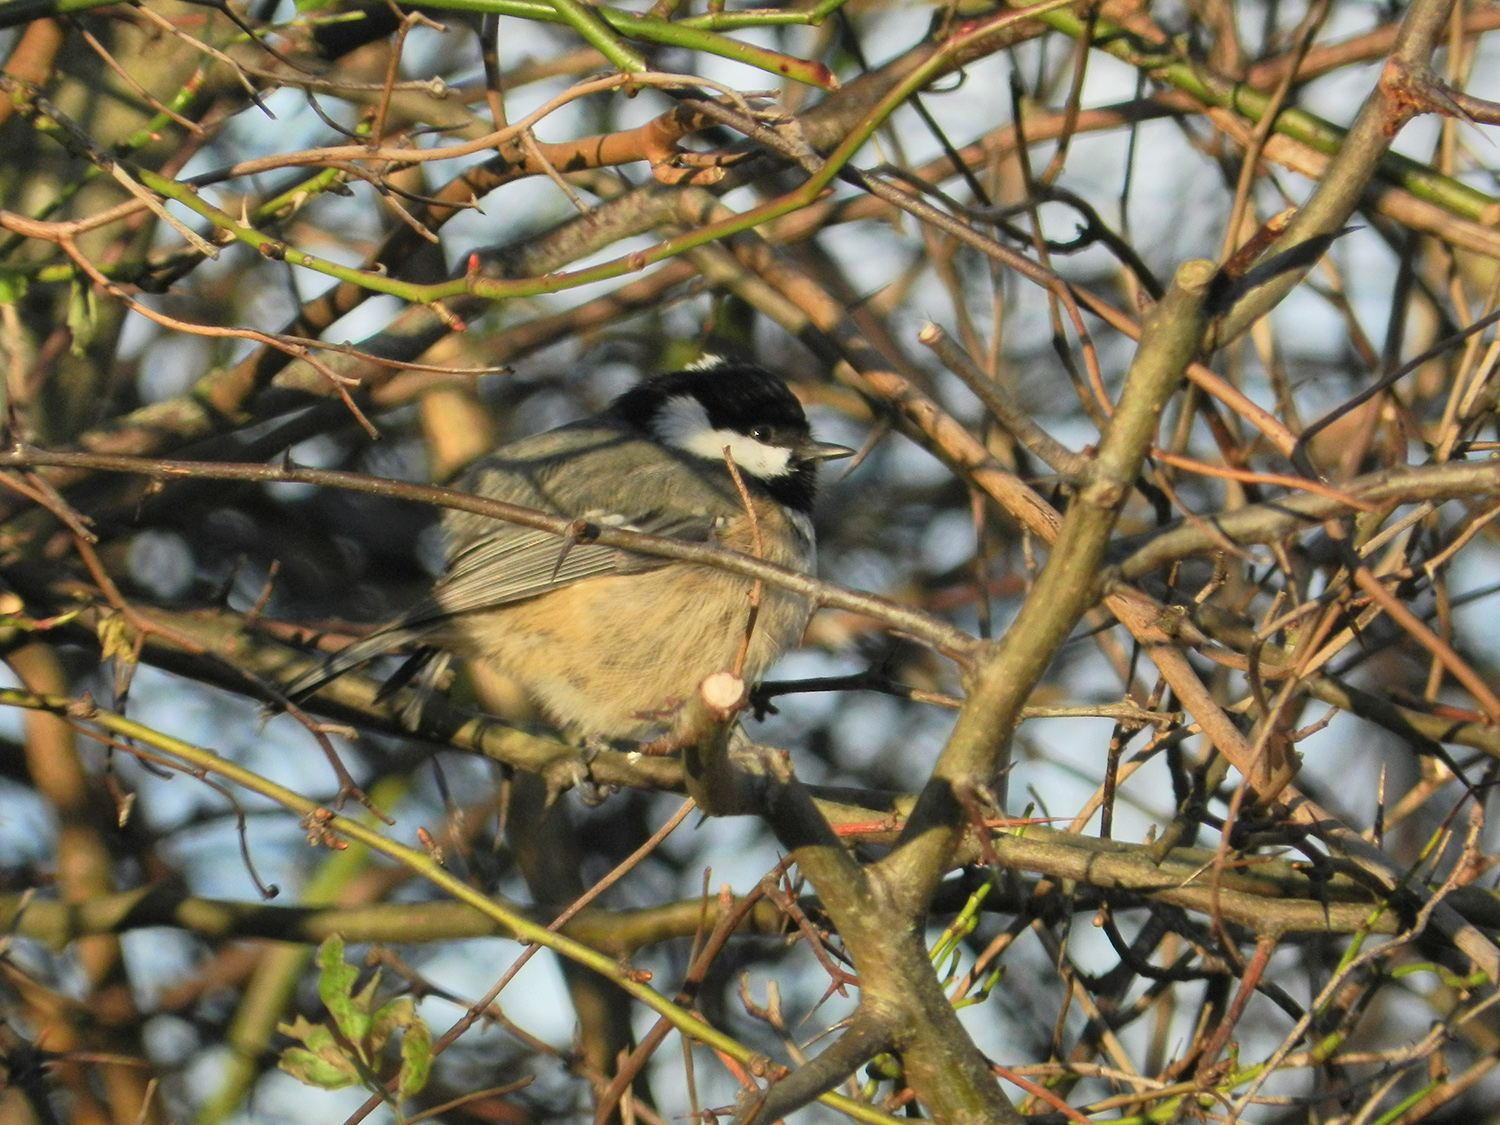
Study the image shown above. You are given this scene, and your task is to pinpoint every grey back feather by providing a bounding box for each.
[287,419,747,700]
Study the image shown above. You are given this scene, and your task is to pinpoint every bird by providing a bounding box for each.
[286,357,853,744]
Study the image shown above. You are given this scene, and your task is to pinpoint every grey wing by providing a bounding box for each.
[286,511,713,698]
[433,511,712,616]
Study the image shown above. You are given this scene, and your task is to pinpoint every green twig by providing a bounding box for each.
[545,0,647,74]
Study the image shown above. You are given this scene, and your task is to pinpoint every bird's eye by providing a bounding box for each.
[748,425,771,442]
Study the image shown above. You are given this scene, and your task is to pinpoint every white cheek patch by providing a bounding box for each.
[653,395,795,479]
[700,430,794,479]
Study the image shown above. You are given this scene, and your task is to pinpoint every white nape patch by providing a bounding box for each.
[653,395,794,479]
[687,353,727,371]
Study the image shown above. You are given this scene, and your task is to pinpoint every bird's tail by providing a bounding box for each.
[283,618,444,702]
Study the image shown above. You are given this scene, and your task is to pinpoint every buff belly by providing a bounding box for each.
[443,563,809,740]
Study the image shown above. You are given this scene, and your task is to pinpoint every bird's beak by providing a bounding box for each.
[800,439,856,463]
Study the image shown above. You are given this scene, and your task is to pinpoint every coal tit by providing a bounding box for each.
[288,358,852,742]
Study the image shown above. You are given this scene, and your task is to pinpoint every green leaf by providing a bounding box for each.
[0,269,27,304]
[96,610,135,664]
[278,1046,361,1090]
[316,936,360,1027]
[315,936,354,994]
[335,971,380,1048]
[315,936,378,1054]
[396,1014,432,1099]
[277,1016,361,1089]
[65,277,96,356]
[369,994,416,1059]
[278,939,432,1100]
